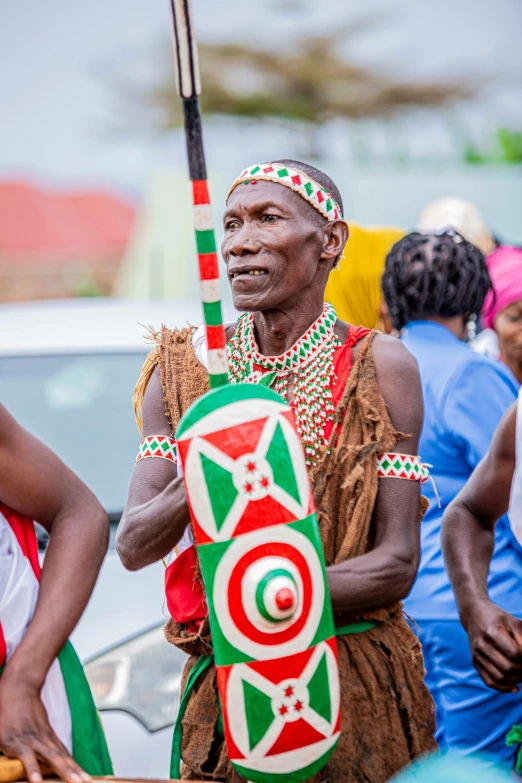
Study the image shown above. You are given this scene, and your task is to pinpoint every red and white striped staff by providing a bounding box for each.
[169,0,228,388]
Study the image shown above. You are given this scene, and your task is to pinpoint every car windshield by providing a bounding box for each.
[0,353,145,516]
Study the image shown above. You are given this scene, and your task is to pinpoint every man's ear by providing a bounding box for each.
[321,220,349,264]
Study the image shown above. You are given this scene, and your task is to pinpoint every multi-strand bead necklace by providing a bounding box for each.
[227,303,340,465]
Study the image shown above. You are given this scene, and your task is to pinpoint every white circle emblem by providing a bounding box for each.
[213,525,324,660]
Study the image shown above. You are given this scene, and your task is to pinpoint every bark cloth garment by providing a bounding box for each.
[137,325,436,782]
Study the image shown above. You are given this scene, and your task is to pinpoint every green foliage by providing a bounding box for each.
[464,143,486,165]
[74,277,102,298]
[145,36,472,130]
[463,127,522,165]
[498,128,522,163]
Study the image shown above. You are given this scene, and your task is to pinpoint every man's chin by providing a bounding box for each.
[231,291,270,313]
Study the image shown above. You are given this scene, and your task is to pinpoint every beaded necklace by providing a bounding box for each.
[227,303,341,464]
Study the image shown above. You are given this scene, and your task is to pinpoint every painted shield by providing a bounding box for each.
[176,383,341,783]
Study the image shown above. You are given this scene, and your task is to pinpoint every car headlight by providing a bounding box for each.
[84,624,186,732]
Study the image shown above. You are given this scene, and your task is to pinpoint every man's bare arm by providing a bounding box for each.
[327,336,423,612]
[443,402,516,612]
[442,402,522,692]
[0,405,109,783]
[116,368,191,570]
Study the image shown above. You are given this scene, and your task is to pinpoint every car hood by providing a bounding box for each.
[70,551,166,662]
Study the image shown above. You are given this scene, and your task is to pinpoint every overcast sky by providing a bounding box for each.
[1,0,521,198]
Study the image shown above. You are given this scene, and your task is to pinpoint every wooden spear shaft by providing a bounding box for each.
[169,0,228,388]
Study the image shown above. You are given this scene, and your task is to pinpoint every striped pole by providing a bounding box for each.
[193,179,228,386]
[169,0,228,388]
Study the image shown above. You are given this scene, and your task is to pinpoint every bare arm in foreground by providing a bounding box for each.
[442,402,522,692]
[0,405,109,783]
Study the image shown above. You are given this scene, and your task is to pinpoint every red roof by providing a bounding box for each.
[0,181,136,263]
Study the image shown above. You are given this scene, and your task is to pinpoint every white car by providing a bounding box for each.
[0,297,235,778]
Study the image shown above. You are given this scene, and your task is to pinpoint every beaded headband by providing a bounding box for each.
[226,162,344,221]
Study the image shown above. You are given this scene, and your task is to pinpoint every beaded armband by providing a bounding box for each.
[136,435,177,464]
[376,453,429,484]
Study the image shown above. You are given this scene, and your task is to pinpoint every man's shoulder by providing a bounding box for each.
[160,323,199,344]
[369,334,423,442]
[371,334,422,424]
[372,333,419,379]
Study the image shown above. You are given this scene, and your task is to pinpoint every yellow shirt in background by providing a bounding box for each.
[325,223,405,329]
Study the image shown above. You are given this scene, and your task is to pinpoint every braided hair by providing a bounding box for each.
[382,230,493,332]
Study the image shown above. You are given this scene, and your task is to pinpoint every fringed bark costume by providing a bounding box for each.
[134,325,436,782]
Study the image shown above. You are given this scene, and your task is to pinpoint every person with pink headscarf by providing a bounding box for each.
[480,246,522,384]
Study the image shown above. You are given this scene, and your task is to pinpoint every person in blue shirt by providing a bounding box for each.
[382,230,522,768]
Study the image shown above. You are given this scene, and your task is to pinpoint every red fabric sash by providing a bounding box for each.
[165,546,206,632]
[0,504,40,667]
[0,504,41,579]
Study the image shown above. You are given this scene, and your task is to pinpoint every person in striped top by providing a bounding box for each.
[0,404,112,783]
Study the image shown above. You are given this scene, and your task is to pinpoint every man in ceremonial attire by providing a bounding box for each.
[119,160,436,781]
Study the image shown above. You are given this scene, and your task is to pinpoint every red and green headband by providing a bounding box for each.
[227,162,344,221]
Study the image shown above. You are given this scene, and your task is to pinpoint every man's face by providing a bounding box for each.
[222,180,326,312]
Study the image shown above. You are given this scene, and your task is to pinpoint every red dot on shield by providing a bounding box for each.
[246,461,256,473]
[279,704,288,716]
[294,700,303,712]
[244,482,254,493]
[284,685,294,698]
[228,541,312,646]
[260,476,270,488]
[275,587,295,612]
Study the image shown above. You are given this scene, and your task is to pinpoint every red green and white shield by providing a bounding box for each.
[176,384,340,783]
[217,639,340,782]
[176,385,313,545]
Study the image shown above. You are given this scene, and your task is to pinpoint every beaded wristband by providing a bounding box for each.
[136,435,177,464]
[376,453,429,484]
[136,441,428,484]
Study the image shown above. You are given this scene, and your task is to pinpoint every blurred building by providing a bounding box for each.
[0,182,136,302]
[113,167,235,312]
